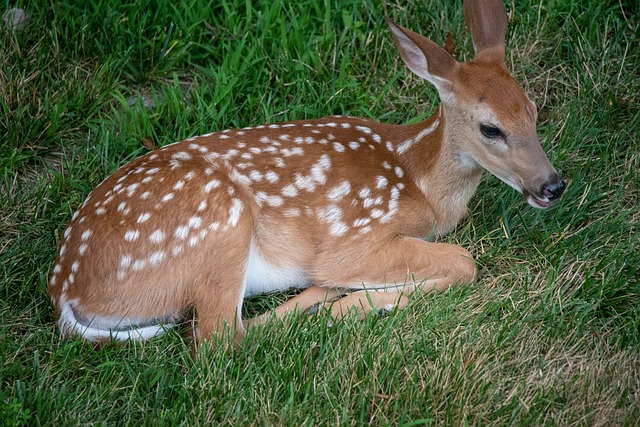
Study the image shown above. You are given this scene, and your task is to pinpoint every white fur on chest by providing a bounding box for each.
[243,242,310,297]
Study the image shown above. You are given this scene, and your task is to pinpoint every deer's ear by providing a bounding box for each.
[387,19,458,97]
[463,0,508,61]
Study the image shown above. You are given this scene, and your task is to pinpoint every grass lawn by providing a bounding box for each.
[1,0,639,425]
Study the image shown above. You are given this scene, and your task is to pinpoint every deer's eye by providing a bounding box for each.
[480,125,504,139]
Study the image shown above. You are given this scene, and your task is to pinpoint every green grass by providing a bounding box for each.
[1,0,639,425]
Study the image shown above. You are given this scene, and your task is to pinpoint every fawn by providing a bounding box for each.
[48,0,565,345]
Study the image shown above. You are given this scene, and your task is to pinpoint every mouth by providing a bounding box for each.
[492,173,561,210]
[522,189,552,209]
[525,194,552,209]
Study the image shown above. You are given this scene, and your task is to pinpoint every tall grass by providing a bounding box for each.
[1,0,638,425]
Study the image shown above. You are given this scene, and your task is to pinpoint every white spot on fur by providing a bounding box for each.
[137,213,151,224]
[359,225,372,234]
[204,179,221,193]
[125,230,140,242]
[282,184,298,197]
[175,226,189,240]
[171,151,191,160]
[249,170,263,182]
[294,174,316,192]
[132,259,147,271]
[161,193,175,203]
[354,218,371,227]
[266,195,283,207]
[376,176,388,189]
[329,222,349,236]
[229,169,251,186]
[149,251,165,265]
[149,229,165,243]
[81,230,92,241]
[370,209,384,218]
[228,199,244,227]
[317,204,349,236]
[118,256,133,271]
[188,217,202,229]
[197,200,207,212]
[327,181,351,201]
[265,171,279,183]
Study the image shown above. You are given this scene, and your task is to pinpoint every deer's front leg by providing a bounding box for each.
[314,236,477,318]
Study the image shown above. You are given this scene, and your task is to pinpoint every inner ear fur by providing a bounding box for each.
[387,19,458,93]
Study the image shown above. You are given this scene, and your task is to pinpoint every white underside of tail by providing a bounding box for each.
[58,297,174,342]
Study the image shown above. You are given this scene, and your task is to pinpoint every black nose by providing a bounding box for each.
[542,179,565,201]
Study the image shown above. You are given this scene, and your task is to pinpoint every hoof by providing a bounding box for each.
[303,303,322,316]
[377,307,391,317]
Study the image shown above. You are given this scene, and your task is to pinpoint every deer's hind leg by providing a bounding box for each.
[245,285,345,328]
[189,185,257,346]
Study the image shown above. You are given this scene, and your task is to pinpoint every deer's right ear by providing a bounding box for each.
[387,19,458,97]
[463,0,508,61]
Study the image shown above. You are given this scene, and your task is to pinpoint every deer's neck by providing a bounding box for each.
[394,106,483,237]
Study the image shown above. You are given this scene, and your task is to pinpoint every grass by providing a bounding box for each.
[1,0,638,425]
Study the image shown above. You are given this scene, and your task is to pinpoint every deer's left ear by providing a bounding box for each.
[387,19,459,98]
[463,0,508,62]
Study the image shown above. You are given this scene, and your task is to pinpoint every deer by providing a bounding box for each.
[47,0,565,346]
